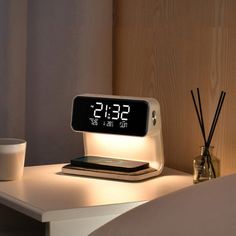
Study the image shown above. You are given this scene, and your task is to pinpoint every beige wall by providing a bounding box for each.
[0,0,27,138]
[0,0,113,165]
[26,0,113,165]
[113,0,236,175]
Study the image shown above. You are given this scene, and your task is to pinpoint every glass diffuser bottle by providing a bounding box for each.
[193,146,220,184]
[191,89,225,184]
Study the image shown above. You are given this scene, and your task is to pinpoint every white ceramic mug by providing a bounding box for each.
[0,138,26,180]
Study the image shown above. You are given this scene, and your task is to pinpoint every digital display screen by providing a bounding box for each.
[71,96,149,136]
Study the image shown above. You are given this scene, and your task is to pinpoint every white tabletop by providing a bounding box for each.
[0,164,192,222]
[91,173,236,236]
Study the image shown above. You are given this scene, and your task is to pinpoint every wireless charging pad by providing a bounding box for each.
[62,164,160,182]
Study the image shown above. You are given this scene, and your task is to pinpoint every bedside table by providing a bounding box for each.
[0,164,192,236]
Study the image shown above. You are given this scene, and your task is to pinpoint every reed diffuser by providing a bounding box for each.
[191,88,226,184]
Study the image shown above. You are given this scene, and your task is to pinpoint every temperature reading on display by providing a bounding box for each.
[93,102,130,121]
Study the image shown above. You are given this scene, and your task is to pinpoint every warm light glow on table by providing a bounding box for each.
[84,133,163,169]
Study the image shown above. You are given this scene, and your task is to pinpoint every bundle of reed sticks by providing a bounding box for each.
[191,88,226,178]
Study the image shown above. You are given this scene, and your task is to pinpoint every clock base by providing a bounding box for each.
[61,164,162,182]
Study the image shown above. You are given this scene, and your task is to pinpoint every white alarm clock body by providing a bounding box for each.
[72,94,164,174]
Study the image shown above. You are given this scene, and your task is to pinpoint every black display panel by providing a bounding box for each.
[71,96,149,136]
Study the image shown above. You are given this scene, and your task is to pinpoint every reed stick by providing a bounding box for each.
[197,88,207,145]
[191,90,205,143]
[206,92,226,147]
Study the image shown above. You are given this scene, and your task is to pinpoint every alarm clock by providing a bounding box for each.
[62,94,164,181]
